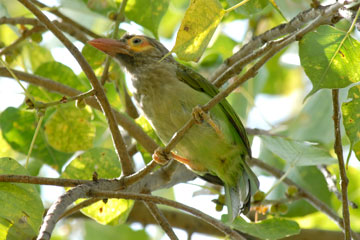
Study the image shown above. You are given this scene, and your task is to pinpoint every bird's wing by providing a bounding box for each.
[175,63,252,156]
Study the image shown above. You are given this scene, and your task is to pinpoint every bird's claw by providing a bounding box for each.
[152,147,172,165]
[192,105,225,139]
[192,105,206,124]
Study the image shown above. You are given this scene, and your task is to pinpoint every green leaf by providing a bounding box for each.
[299,25,360,97]
[125,0,170,38]
[44,104,95,153]
[261,135,336,166]
[286,90,334,144]
[0,107,71,170]
[342,85,360,161]
[29,61,90,102]
[228,217,300,240]
[284,166,332,217]
[172,0,225,62]
[84,220,150,240]
[61,148,133,224]
[21,42,54,72]
[0,158,44,239]
[227,0,269,16]
[82,43,107,69]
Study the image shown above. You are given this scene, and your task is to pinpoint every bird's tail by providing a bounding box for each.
[225,164,259,221]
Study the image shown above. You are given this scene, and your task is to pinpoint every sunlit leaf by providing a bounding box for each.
[299,26,360,97]
[45,104,95,153]
[125,0,170,38]
[29,61,90,102]
[342,85,360,161]
[172,0,225,62]
[0,107,71,170]
[22,42,53,72]
[0,158,44,239]
[62,148,133,224]
[261,135,336,166]
[227,216,300,240]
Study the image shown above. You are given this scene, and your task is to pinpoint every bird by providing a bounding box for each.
[88,34,259,219]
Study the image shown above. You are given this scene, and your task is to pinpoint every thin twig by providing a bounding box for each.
[0,25,44,56]
[18,0,135,176]
[59,198,102,219]
[99,0,128,86]
[0,67,158,153]
[142,189,179,240]
[251,158,359,240]
[31,0,102,39]
[89,190,246,240]
[210,3,341,83]
[0,174,91,186]
[161,2,344,162]
[318,165,357,209]
[332,89,351,240]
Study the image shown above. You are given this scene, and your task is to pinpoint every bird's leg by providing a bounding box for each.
[153,147,191,165]
[192,105,225,140]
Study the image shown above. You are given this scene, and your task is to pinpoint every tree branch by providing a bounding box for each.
[210,3,342,84]
[18,0,135,176]
[31,0,102,39]
[251,158,359,240]
[0,174,91,187]
[0,67,158,154]
[332,89,352,240]
[89,190,246,240]
[160,2,344,157]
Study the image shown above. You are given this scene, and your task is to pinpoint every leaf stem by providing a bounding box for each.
[26,114,44,168]
[224,0,251,13]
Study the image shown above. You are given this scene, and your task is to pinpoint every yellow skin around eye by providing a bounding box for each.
[127,37,154,53]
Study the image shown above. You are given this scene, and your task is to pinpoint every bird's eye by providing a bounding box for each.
[132,38,142,45]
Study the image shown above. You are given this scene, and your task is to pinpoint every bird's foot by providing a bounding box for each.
[192,105,206,124]
[152,147,172,165]
[192,105,225,139]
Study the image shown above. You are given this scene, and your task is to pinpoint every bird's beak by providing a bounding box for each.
[88,38,131,57]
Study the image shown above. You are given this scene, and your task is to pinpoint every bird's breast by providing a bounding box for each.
[129,67,206,142]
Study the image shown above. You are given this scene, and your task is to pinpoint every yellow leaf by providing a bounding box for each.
[172,0,225,62]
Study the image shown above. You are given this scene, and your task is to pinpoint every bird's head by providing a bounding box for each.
[88,34,174,72]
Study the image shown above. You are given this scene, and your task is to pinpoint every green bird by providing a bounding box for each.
[88,35,259,218]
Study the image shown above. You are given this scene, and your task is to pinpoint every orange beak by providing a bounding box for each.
[87,38,131,57]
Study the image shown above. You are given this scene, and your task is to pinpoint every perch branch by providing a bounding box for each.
[162,3,343,156]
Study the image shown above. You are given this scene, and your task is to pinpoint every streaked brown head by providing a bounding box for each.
[88,34,174,72]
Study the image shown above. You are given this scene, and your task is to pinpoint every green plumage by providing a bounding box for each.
[89,34,259,219]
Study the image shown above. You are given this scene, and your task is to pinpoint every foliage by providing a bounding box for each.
[0,0,359,240]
